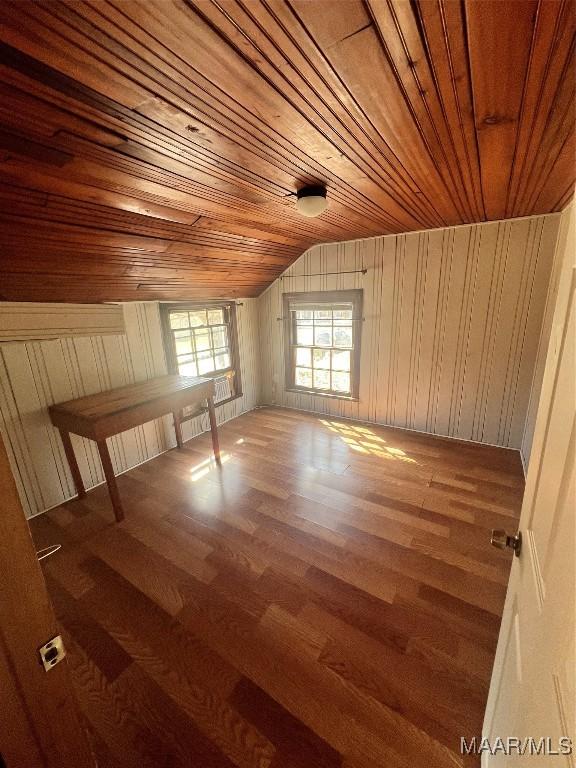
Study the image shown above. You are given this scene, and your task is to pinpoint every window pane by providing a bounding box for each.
[189,310,207,328]
[166,304,238,382]
[295,310,313,320]
[194,328,211,351]
[334,308,352,320]
[313,369,330,390]
[332,349,350,371]
[332,371,350,393]
[334,326,352,348]
[296,326,313,345]
[295,318,313,326]
[197,351,215,375]
[295,367,312,388]
[313,348,331,369]
[296,347,311,367]
[207,308,224,325]
[214,352,230,370]
[170,312,189,330]
[314,309,332,320]
[174,330,193,355]
[314,326,332,347]
[211,326,228,349]
[177,355,198,377]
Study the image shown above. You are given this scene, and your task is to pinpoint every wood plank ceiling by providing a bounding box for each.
[0,0,574,303]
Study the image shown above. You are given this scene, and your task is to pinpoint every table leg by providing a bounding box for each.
[58,428,86,498]
[173,410,183,449]
[206,396,221,465]
[96,439,125,522]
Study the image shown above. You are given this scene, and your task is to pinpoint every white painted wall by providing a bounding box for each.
[0,302,125,341]
[0,300,260,518]
[258,214,561,451]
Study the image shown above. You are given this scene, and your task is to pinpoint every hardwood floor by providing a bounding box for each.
[29,406,524,768]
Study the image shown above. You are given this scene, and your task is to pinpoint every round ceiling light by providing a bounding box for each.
[296,185,328,217]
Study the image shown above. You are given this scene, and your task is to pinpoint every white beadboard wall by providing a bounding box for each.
[0,300,261,518]
[0,302,125,341]
[258,214,561,452]
[520,200,575,469]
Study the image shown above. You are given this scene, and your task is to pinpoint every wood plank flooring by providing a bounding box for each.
[29,406,524,768]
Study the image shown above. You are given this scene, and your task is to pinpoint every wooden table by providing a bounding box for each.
[48,375,221,522]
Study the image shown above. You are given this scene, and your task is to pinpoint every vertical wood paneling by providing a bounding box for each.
[0,299,261,518]
[258,213,561,451]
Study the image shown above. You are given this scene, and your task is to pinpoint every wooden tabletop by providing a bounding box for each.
[49,375,210,421]
[48,374,215,441]
[47,374,220,522]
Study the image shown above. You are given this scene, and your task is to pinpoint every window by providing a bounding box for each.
[161,302,241,405]
[283,290,363,399]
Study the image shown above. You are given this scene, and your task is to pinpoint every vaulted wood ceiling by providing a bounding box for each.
[0,0,574,302]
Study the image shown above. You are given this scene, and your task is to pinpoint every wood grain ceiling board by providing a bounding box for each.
[0,0,573,303]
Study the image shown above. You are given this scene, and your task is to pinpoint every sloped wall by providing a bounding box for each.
[258,214,561,451]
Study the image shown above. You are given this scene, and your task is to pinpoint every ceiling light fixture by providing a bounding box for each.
[296,185,328,218]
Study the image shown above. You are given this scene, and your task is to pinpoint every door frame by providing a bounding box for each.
[482,203,575,762]
[0,435,94,768]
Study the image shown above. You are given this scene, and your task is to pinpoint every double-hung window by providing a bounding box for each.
[283,290,362,399]
[161,302,241,406]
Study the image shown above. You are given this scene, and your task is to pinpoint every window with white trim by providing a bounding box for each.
[283,290,363,398]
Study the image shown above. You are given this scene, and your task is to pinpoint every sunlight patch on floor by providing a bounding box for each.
[189,451,232,481]
[320,419,417,463]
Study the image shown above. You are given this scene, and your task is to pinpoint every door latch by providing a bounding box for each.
[39,635,66,671]
[491,529,522,557]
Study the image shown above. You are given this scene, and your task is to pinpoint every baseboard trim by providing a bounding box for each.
[257,401,523,454]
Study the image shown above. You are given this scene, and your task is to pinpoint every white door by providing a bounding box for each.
[482,206,575,766]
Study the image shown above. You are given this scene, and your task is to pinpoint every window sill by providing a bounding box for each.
[285,387,359,403]
[180,392,243,423]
